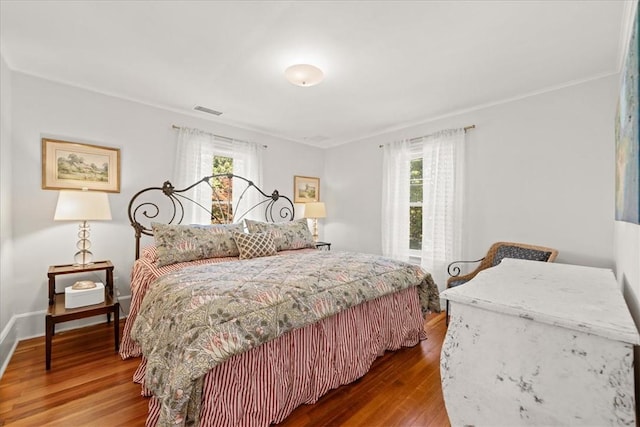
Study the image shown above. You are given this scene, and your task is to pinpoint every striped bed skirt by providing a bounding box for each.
[133,286,426,426]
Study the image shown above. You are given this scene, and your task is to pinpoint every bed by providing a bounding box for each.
[121,174,441,426]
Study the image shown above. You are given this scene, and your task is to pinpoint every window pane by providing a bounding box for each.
[409,206,422,250]
[212,156,233,223]
[410,158,423,203]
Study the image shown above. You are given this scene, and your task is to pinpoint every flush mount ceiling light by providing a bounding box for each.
[285,64,324,87]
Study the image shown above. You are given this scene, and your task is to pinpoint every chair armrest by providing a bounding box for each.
[447,257,485,278]
[446,258,485,287]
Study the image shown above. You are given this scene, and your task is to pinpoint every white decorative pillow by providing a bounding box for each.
[232,231,277,260]
[152,222,244,267]
[244,218,315,251]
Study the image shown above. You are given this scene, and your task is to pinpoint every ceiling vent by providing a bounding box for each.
[193,105,223,116]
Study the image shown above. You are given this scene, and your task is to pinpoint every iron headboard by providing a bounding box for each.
[128,174,295,259]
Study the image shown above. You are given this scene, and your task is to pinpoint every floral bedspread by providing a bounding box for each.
[131,250,440,426]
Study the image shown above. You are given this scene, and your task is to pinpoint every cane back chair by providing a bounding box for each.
[445,242,558,324]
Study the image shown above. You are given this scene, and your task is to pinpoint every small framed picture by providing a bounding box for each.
[42,138,121,193]
[294,175,320,203]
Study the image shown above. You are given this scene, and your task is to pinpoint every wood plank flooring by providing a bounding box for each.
[0,313,450,426]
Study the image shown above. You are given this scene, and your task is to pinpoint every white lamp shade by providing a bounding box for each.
[285,64,324,87]
[303,202,326,219]
[54,190,112,221]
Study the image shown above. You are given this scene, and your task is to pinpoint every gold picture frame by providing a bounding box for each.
[42,138,121,193]
[294,175,320,203]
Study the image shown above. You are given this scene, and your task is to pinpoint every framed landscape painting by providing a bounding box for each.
[294,175,320,203]
[42,138,121,193]
[615,6,639,224]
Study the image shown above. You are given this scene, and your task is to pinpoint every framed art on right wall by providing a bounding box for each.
[615,5,640,224]
[294,175,320,203]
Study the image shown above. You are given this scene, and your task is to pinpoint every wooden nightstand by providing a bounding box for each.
[315,242,331,250]
[45,260,119,370]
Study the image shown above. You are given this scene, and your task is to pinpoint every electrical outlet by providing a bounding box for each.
[114,276,121,296]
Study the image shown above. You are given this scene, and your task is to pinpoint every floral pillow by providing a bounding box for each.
[232,231,277,260]
[152,222,244,267]
[244,218,315,251]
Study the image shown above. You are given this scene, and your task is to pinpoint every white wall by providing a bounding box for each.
[5,72,323,344]
[0,55,16,373]
[325,75,618,290]
[323,137,383,254]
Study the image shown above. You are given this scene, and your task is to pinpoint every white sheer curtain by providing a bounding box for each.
[173,126,263,224]
[381,128,465,291]
[173,127,216,224]
[231,140,263,221]
[381,140,411,261]
[420,128,465,290]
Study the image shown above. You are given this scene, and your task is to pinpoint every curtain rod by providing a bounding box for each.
[171,125,268,149]
[378,124,476,148]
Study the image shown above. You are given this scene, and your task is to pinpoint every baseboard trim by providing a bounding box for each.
[0,315,17,378]
[0,295,130,379]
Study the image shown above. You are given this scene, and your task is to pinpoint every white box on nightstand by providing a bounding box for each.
[64,282,105,308]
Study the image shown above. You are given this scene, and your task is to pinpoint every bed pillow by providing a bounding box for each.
[152,222,244,267]
[232,231,277,260]
[244,218,315,251]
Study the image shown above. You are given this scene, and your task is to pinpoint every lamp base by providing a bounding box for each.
[74,250,94,267]
[74,221,94,267]
[312,218,319,242]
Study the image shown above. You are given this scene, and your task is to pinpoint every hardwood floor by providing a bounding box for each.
[0,313,450,426]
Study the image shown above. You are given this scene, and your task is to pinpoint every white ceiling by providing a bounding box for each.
[0,1,632,147]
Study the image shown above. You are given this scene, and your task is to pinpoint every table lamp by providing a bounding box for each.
[303,201,326,242]
[54,188,112,266]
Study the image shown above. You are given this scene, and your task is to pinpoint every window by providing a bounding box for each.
[409,158,423,251]
[173,126,262,225]
[211,155,233,223]
[381,128,464,279]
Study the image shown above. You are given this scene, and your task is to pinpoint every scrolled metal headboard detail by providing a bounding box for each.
[128,174,295,259]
